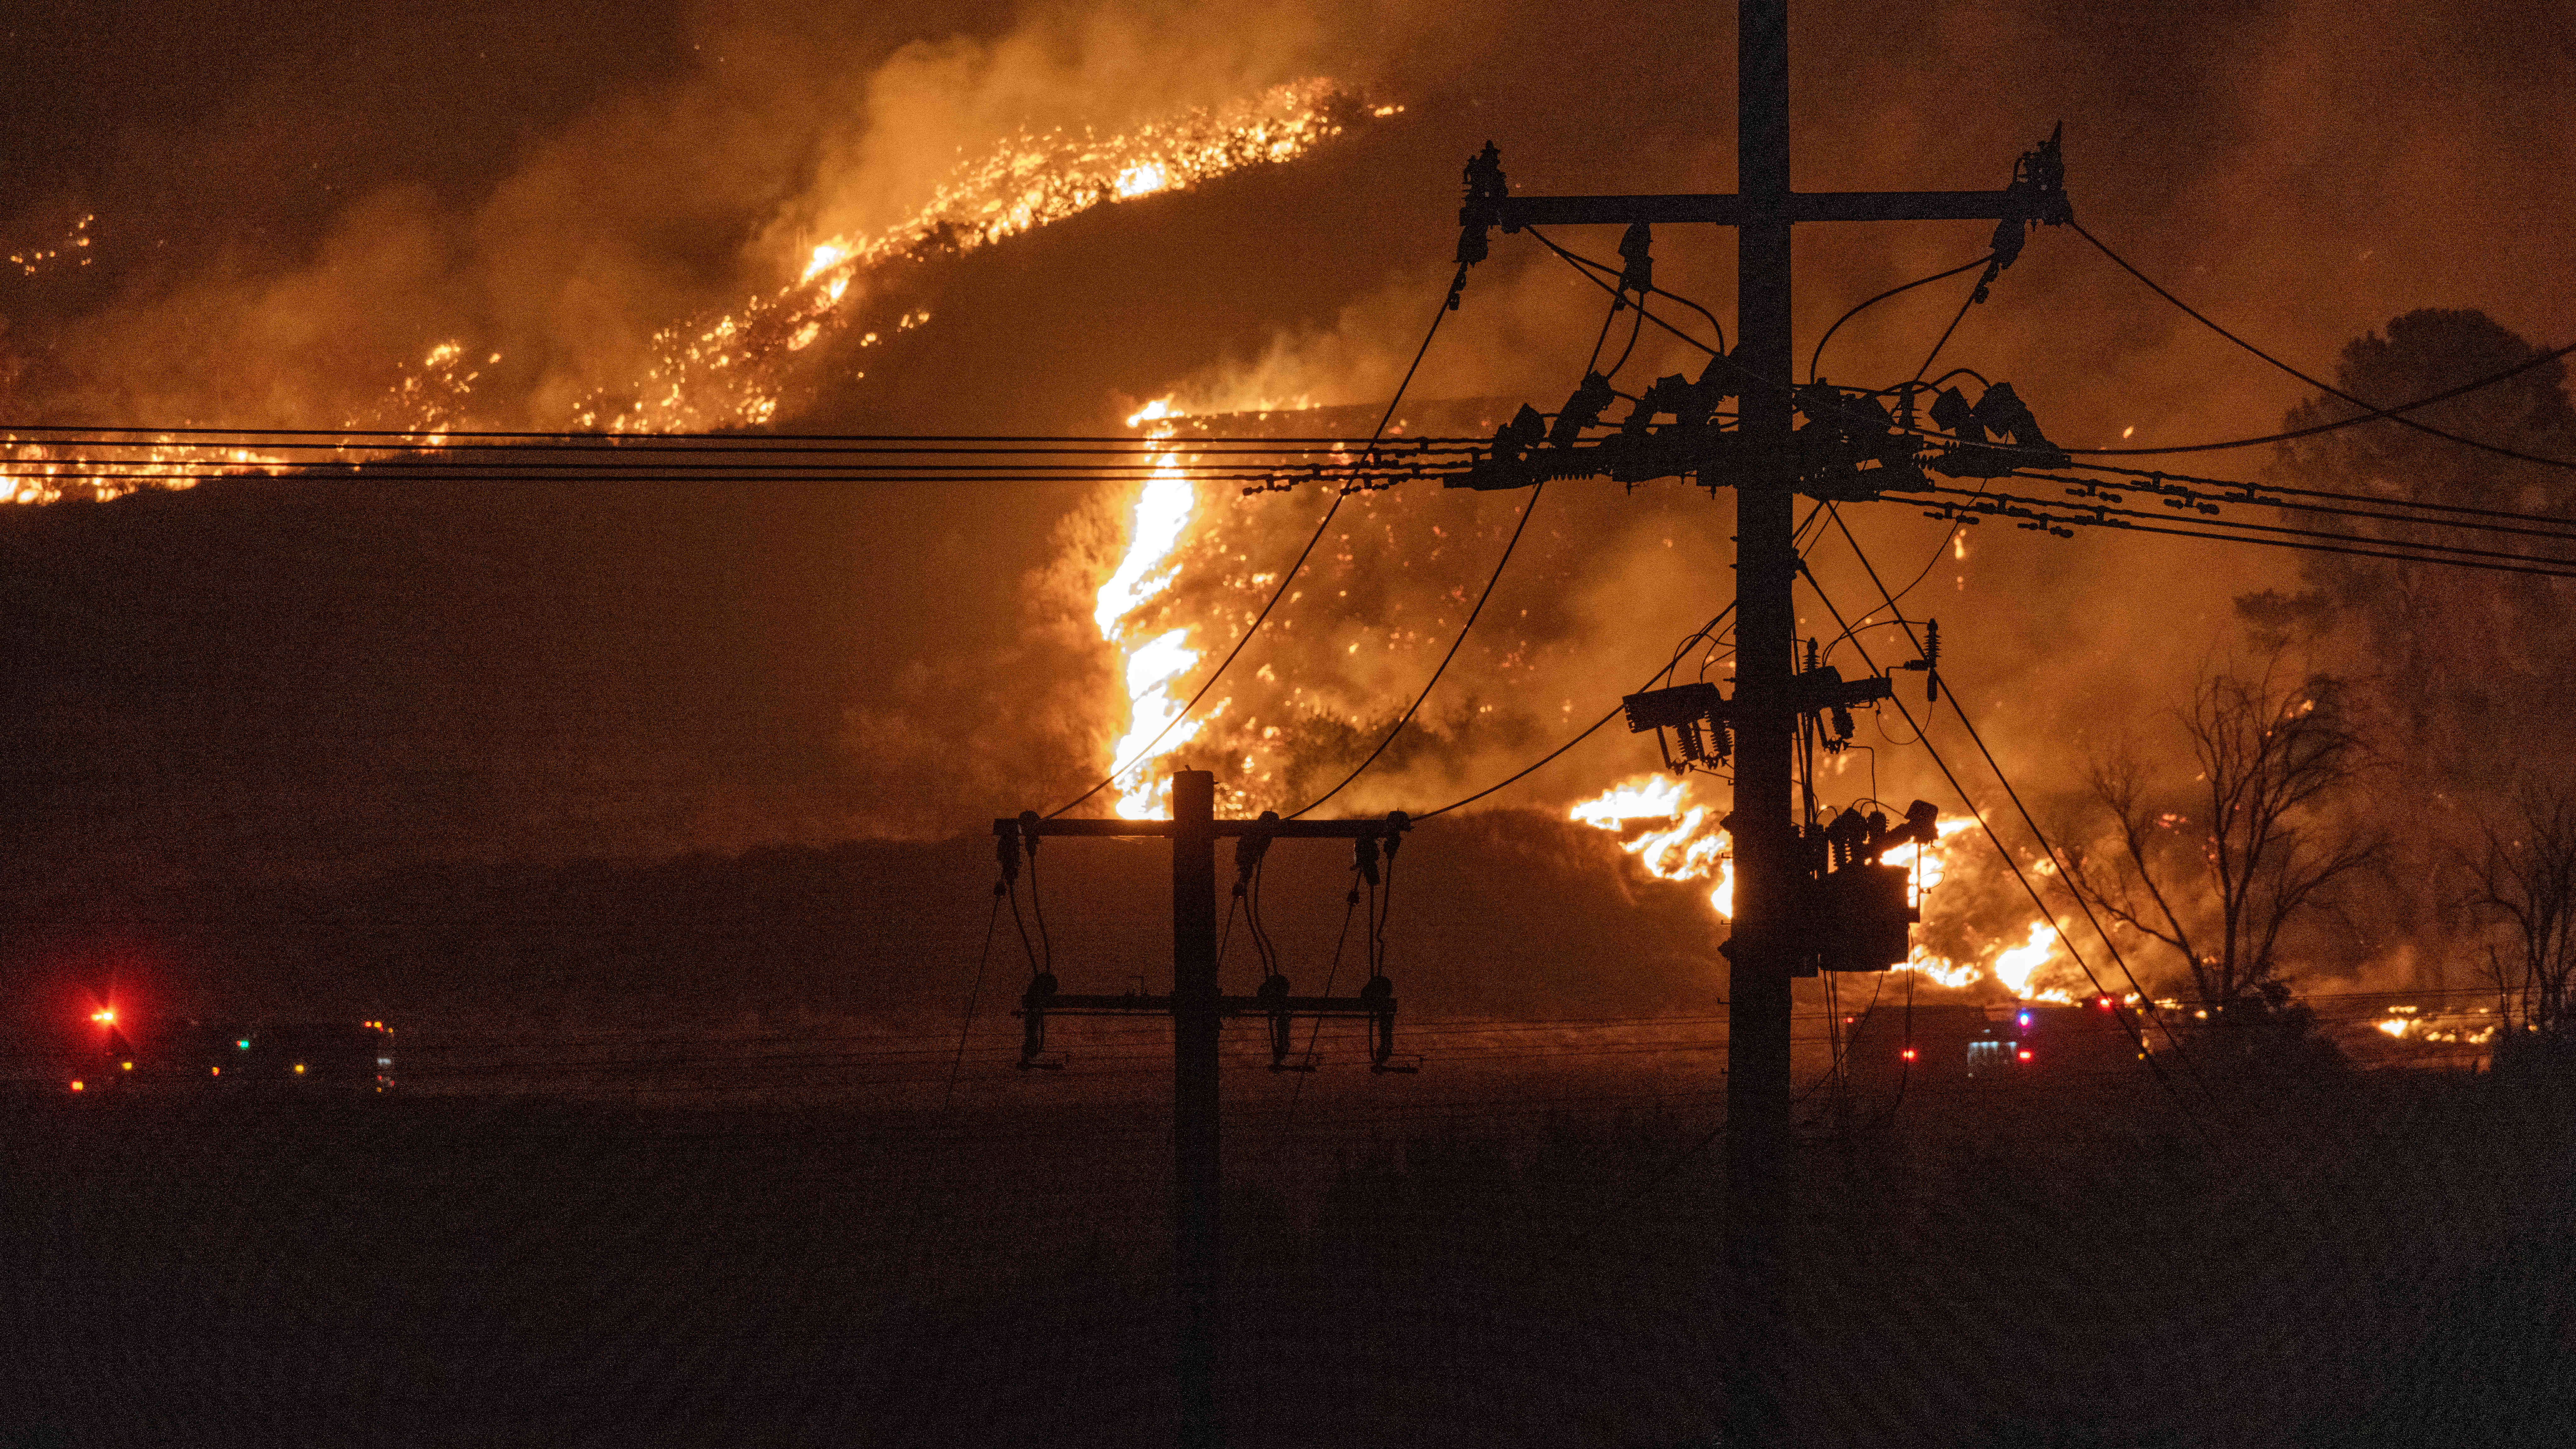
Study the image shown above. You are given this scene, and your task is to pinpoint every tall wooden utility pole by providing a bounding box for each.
[1457,2,2065,1437]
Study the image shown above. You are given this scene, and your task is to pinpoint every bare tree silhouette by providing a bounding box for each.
[2467,781,2576,1040]
[2059,659,2382,1013]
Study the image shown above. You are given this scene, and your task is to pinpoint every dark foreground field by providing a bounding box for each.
[3,1044,2571,1448]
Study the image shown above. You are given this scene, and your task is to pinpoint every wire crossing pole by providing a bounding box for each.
[1450,2,2065,1439]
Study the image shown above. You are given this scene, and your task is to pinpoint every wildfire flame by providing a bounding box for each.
[1570,774,1736,918]
[1564,782,2091,996]
[567,78,1360,436]
[1092,398,1218,818]
[2377,1008,2497,1045]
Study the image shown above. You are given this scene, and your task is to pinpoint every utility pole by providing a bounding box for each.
[1731,11,1802,1439]
[1171,767,1221,1444]
[998,771,1409,1449]
[1453,2,2067,1438]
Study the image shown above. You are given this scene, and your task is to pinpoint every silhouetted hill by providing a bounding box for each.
[3,810,1728,1032]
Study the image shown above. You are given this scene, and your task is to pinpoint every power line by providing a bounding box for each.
[1911,268,1985,384]
[1807,253,1993,384]
[1834,487,1981,641]
[1817,514,2209,1074]
[1524,228,1725,359]
[944,889,1006,1111]
[1414,704,1625,821]
[1796,549,2213,1141]
[1929,480,2576,579]
[2,433,1470,454]
[1046,262,1471,817]
[2052,458,2576,536]
[0,423,1462,446]
[2046,346,2576,461]
[2,428,1492,505]
[1869,334,2576,465]
[2024,469,2576,552]
[1407,505,1831,820]
[1291,480,1547,818]
[8,465,1467,491]
[2071,219,2576,470]
[1982,477,2576,567]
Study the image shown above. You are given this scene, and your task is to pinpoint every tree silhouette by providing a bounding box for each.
[2467,780,2576,1040]
[2059,659,2381,1012]
[2238,308,2576,982]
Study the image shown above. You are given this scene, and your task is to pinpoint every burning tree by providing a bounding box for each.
[2058,661,2382,1013]
[2467,781,2576,1040]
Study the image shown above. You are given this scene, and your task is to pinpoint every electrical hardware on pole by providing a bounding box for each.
[991,772,1415,1449]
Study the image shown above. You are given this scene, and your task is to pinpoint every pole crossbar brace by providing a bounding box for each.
[1483,188,2024,229]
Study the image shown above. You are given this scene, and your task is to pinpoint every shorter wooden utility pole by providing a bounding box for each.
[997,768,1408,1449]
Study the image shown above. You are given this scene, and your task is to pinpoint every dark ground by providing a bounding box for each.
[3,1041,2571,1448]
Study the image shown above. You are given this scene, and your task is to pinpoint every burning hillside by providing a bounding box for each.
[3,0,2572,1051]
[3,79,1381,503]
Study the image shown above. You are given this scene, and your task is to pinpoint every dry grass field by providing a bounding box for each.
[4,1019,2570,1447]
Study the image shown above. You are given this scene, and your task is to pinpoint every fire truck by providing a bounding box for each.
[1844,998,2147,1091]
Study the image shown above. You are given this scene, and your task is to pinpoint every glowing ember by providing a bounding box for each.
[7,213,93,277]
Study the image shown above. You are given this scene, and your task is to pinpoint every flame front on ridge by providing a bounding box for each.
[570,79,1363,436]
[4,80,1372,503]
